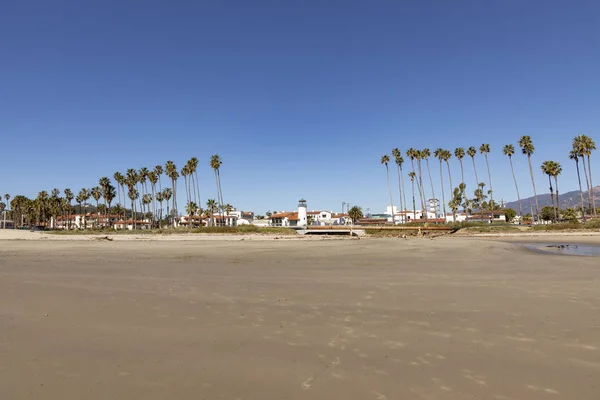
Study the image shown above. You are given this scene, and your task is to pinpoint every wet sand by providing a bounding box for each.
[1,237,599,399]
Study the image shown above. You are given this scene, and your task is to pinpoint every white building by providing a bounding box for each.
[114,219,152,230]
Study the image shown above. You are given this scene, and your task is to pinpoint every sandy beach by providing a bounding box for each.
[1,234,599,399]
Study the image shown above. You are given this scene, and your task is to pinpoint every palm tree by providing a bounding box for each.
[422,148,436,216]
[503,144,522,218]
[569,149,586,220]
[165,161,179,227]
[35,191,48,226]
[552,161,563,220]
[186,201,198,217]
[454,147,466,186]
[63,189,73,229]
[348,206,363,224]
[416,150,428,219]
[434,148,447,220]
[391,148,405,214]
[103,184,116,228]
[408,172,417,221]
[154,165,164,194]
[142,194,152,220]
[206,198,217,226]
[127,185,139,230]
[155,191,164,227]
[3,194,10,226]
[162,188,173,227]
[147,171,158,227]
[479,144,494,216]
[210,155,226,223]
[519,135,539,222]
[91,186,102,227]
[189,157,200,206]
[574,134,597,216]
[407,149,426,219]
[78,188,90,229]
[442,150,454,212]
[381,155,394,223]
[113,172,125,207]
[541,161,558,223]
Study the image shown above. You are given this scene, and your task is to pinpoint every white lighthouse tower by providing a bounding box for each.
[298,198,307,227]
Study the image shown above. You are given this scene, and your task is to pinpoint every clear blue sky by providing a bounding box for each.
[2,1,599,214]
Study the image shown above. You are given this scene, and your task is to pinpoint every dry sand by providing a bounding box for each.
[1,235,599,399]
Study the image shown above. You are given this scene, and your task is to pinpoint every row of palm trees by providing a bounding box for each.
[381,134,597,223]
[1,154,228,230]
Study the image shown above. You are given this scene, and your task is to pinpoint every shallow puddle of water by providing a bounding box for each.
[521,243,600,256]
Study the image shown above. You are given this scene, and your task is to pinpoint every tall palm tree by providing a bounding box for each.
[147,171,158,227]
[77,188,90,229]
[127,185,139,230]
[569,149,586,219]
[503,144,522,218]
[406,149,420,215]
[162,188,173,227]
[165,161,179,227]
[99,176,110,206]
[154,165,164,194]
[91,186,102,227]
[422,148,436,215]
[391,148,405,214]
[541,161,557,223]
[552,161,563,219]
[434,148,447,219]
[206,198,217,226]
[479,144,493,213]
[113,172,125,207]
[63,189,73,229]
[454,147,466,186]
[408,171,417,221]
[416,150,428,219]
[155,191,164,227]
[381,155,394,223]
[442,150,455,221]
[210,155,225,223]
[103,184,116,228]
[519,135,539,222]
[189,157,200,206]
[574,134,597,216]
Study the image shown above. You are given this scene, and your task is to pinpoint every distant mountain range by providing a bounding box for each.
[504,185,600,211]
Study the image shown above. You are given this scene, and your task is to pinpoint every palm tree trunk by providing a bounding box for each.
[439,161,447,220]
[195,171,201,208]
[459,160,465,185]
[509,157,523,219]
[588,155,596,216]
[527,155,540,223]
[385,165,394,224]
[417,160,427,220]
[485,154,494,221]
[400,166,407,219]
[554,175,560,221]
[425,159,436,217]
[547,175,556,223]
[581,155,592,216]
[445,161,455,222]
[575,159,586,220]
[411,180,416,221]
[217,169,225,225]
[471,157,479,185]
[395,164,403,220]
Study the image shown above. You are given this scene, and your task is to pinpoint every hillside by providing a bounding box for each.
[505,185,600,211]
